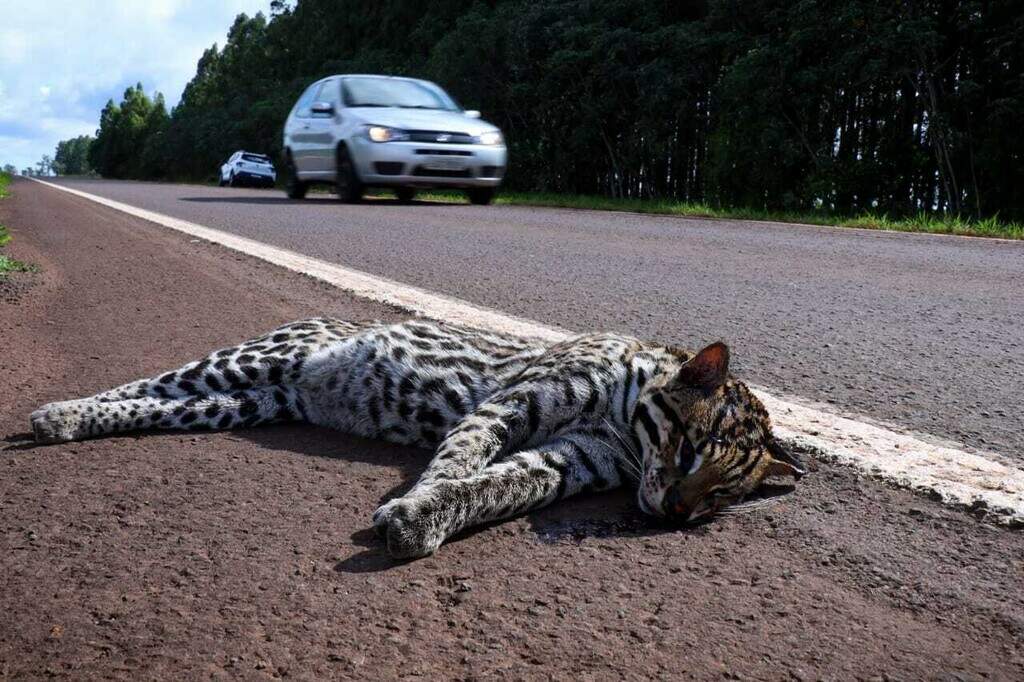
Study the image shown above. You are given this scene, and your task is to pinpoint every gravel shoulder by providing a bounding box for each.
[2,179,1023,680]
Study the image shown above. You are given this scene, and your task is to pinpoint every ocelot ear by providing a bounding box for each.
[675,342,730,394]
[765,439,806,479]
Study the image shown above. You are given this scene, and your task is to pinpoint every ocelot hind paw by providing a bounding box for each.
[30,402,87,444]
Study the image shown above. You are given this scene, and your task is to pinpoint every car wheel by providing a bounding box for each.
[335,146,364,203]
[467,187,496,205]
[218,177,227,187]
[394,187,416,203]
[228,172,237,188]
[284,154,307,200]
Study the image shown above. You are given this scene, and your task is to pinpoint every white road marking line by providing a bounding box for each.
[31,178,1024,525]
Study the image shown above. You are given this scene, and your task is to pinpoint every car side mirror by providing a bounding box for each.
[311,101,335,117]
[464,110,481,119]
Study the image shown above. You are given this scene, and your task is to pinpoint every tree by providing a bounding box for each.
[53,135,95,175]
[35,155,53,176]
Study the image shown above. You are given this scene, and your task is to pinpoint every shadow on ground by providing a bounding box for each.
[218,423,799,572]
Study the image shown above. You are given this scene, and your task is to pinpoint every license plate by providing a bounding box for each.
[422,157,465,171]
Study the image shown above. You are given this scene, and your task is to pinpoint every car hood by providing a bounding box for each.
[348,108,499,135]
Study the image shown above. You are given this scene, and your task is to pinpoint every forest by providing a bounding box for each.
[65,0,1024,221]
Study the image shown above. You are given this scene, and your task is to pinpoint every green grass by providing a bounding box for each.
[0,173,39,278]
[0,252,37,277]
[0,225,35,278]
[399,188,1024,240]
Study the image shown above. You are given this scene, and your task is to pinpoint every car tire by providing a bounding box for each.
[467,187,496,205]
[335,145,364,204]
[218,177,227,187]
[229,172,238,188]
[395,187,416,203]
[284,154,307,200]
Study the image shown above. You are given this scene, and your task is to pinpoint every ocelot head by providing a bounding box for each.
[631,342,805,522]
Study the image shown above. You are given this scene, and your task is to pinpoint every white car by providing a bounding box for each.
[219,151,277,188]
[282,74,507,204]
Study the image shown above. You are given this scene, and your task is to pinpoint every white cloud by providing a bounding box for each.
[0,0,268,171]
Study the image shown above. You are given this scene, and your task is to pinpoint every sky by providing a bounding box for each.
[0,0,270,172]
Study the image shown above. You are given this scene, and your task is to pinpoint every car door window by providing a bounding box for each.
[294,83,320,118]
[310,81,334,118]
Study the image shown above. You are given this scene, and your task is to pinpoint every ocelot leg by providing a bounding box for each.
[30,387,303,443]
[29,317,369,443]
[408,383,574,491]
[374,433,623,559]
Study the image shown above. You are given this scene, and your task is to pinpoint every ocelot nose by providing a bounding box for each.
[663,487,689,521]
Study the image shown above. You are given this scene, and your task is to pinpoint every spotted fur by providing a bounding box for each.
[31,317,804,558]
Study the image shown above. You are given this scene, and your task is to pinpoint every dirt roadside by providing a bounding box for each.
[2,179,1022,680]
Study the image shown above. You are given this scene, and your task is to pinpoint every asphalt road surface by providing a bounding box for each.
[2,179,1023,679]
[47,178,1024,463]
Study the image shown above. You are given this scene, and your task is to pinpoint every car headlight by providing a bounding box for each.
[366,125,409,143]
[476,130,504,146]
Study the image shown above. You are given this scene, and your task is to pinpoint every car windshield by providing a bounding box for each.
[341,78,458,111]
[241,154,270,164]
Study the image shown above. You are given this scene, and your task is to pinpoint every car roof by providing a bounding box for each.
[321,74,432,84]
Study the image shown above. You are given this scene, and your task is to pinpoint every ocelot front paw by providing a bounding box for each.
[30,400,90,444]
[372,494,448,560]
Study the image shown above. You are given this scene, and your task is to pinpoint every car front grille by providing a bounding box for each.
[374,161,405,175]
[478,165,505,178]
[414,149,473,156]
[411,165,473,178]
[407,130,475,144]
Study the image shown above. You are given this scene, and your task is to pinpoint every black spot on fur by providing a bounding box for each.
[443,389,465,414]
[488,421,509,442]
[417,403,450,425]
[368,398,382,426]
[181,368,202,381]
[398,375,417,397]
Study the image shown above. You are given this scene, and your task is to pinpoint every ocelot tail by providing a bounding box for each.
[30,317,806,558]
